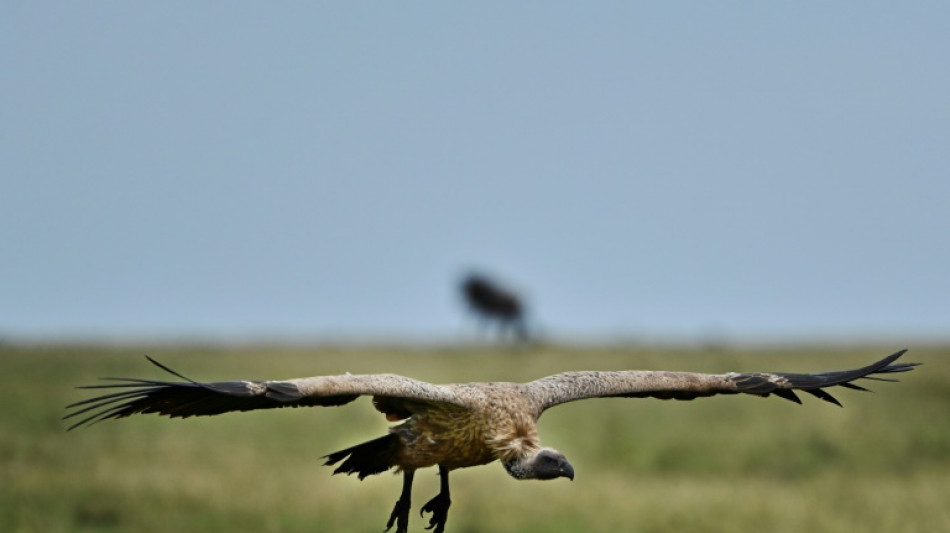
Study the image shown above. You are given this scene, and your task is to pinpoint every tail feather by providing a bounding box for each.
[323,434,401,480]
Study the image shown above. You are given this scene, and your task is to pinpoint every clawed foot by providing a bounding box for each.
[385,496,411,533]
[420,492,451,533]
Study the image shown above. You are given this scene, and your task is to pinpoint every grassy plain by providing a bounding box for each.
[2,342,947,532]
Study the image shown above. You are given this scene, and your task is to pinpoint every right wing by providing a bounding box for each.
[65,356,468,430]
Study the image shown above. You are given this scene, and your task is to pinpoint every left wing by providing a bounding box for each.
[525,349,917,414]
[65,356,467,430]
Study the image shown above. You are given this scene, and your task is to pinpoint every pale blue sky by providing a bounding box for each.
[3,3,948,343]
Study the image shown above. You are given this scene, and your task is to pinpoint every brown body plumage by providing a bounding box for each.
[66,349,918,533]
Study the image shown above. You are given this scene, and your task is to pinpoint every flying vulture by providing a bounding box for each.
[66,349,917,533]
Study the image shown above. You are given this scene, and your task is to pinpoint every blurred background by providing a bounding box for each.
[3,4,949,533]
[3,3,948,347]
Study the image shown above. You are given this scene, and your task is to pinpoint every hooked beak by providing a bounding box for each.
[560,460,575,481]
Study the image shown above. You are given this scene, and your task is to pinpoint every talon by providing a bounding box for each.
[420,493,451,533]
[385,497,411,533]
[385,471,414,533]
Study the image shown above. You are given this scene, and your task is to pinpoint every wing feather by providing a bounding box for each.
[65,356,467,430]
[527,349,917,413]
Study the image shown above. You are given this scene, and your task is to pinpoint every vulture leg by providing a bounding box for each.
[385,470,414,533]
[420,465,451,533]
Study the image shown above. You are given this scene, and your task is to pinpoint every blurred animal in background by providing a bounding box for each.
[460,272,529,341]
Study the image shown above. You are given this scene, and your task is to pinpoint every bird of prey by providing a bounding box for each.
[65,349,917,533]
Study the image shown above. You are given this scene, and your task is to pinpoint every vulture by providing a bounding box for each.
[66,349,917,533]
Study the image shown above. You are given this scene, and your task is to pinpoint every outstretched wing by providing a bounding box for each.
[65,356,468,430]
[527,349,918,414]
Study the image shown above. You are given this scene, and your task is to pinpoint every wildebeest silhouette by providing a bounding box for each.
[460,273,528,341]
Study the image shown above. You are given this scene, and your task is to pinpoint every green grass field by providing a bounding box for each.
[2,343,947,532]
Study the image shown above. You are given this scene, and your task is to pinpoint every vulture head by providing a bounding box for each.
[504,447,575,481]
